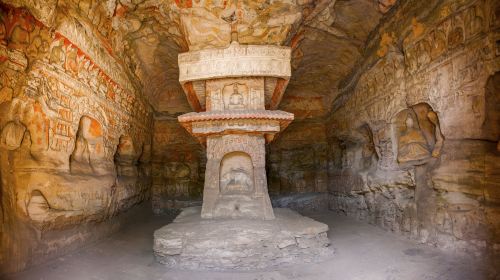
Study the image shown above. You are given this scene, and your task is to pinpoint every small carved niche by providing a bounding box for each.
[357,124,379,171]
[0,120,27,150]
[70,115,106,174]
[27,190,49,222]
[115,135,136,165]
[219,151,254,194]
[166,157,191,198]
[115,135,139,177]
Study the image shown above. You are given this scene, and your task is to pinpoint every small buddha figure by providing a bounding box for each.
[228,83,244,110]
[0,117,26,150]
[397,115,431,164]
[8,10,34,50]
[49,44,65,67]
[65,47,79,75]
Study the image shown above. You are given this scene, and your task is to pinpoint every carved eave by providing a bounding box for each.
[178,110,294,145]
[178,42,292,112]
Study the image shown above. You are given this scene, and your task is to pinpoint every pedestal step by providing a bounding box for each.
[153,207,333,270]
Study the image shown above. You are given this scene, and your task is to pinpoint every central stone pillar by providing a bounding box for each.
[153,42,332,270]
[176,42,294,220]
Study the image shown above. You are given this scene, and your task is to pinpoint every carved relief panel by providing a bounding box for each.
[223,83,247,110]
[393,103,444,167]
[206,77,265,111]
[403,1,486,75]
[202,134,273,219]
[219,151,254,195]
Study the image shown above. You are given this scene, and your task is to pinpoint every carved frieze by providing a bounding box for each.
[403,2,486,75]
[178,42,291,83]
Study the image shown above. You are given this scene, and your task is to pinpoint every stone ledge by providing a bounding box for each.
[178,109,294,122]
[153,207,333,270]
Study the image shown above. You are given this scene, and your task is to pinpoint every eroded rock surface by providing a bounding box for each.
[1,0,499,274]
[326,0,500,255]
[0,2,153,273]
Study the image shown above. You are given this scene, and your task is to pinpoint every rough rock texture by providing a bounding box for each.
[2,0,499,274]
[151,119,204,213]
[268,120,329,195]
[326,0,500,256]
[153,207,332,270]
[0,2,153,273]
[106,0,393,117]
[134,0,395,212]
[1,0,401,220]
[271,193,330,214]
[272,192,330,214]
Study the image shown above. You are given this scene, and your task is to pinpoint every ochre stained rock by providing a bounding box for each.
[1,0,499,274]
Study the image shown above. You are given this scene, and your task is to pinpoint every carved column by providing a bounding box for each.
[177,42,293,220]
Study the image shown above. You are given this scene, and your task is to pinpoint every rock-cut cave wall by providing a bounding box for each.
[0,3,153,273]
[150,118,330,214]
[327,0,500,255]
[1,0,498,273]
[151,119,204,213]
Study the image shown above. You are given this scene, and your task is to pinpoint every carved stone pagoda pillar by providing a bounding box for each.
[153,41,332,270]
[177,41,294,220]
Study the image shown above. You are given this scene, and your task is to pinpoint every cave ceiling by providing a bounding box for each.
[6,0,397,119]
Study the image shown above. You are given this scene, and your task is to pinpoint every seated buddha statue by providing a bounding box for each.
[397,115,431,164]
[228,84,245,110]
[220,167,253,194]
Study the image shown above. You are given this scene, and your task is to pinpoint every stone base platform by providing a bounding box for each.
[153,207,333,270]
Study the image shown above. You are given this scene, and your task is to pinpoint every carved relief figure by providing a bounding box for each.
[397,115,431,164]
[179,8,231,51]
[220,168,253,193]
[229,84,244,109]
[0,119,27,150]
[427,111,444,157]
[465,5,484,38]
[209,89,222,111]
[219,151,254,194]
[358,124,378,171]
[223,83,247,110]
[249,88,264,109]
[7,9,34,50]
[396,104,444,166]
[115,135,139,177]
[70,116,108,174]
[167,161,191,197]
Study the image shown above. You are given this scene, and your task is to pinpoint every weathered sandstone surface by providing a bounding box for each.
[1,0,498,274]
[153,207,332,270]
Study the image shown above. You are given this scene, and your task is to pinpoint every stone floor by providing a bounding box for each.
[7,204,499,280]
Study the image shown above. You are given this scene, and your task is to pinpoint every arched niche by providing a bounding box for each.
[27,190,49,222]
[219,151,254,195]
[115,135,136,165]
[392,103,444,166]
[356,123,378,171]
[70,115,107,174]
[114,135,140,177]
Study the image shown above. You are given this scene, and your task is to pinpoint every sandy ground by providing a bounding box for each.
[7,204,499,280]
